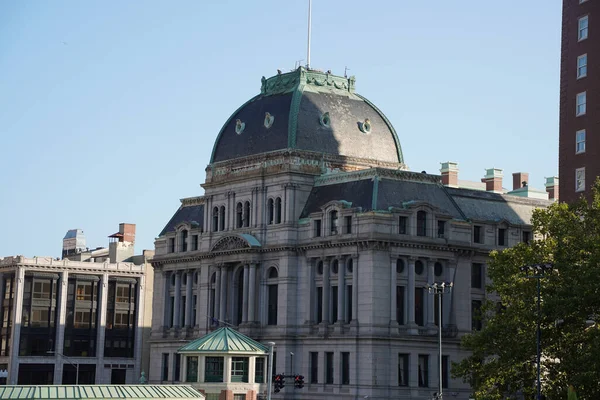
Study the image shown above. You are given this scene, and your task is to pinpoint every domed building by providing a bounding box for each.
[149,67,553,399]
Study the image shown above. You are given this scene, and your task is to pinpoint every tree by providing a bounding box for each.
[452,181,600,400]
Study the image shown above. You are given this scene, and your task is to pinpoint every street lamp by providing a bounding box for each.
[47,351,79,385]
[520,263,554,400]
[266,342,275,400]
[426,281,453,400]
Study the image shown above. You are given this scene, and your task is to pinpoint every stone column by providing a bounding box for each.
[9,267,25,384]
[248,264,257,323]
[134,275,146,382]
[242,265,249,323]
[163,271,171,327]
[322,259,330,324]
[390,258,397,325]
[198,355,206,383]
[407,258,417,334]
[0,274,4,312]
[185,271,193,328]
[308,259,315,322]
[446,261,457,326]
[352,256,358,322]
[195,268,203,327]
[220,267,228,322]
[214,268,221,321]
[427,259,436,327]
[337,259,344,324]
[173,271,182,329]
[96,273,109,370]
[53,271,69,384]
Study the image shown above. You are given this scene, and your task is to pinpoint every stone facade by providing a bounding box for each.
[149,69,552,400]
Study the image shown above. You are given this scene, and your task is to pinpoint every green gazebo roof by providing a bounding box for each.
[0,385,203,400]
[178,327,270,354]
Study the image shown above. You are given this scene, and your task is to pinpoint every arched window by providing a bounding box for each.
[236,202,243,228]
[275,197,282,224]
[219,206,226,231]
[396,259,405,274]
[330,210,338,234]
[180,230,188,252]
[415,260,424,275]
[268,199,274,225]
[244,201,251,227]
[434,262,443,277]
[331,259,339,274]
[347,258,353,273]
[267,267,278,325]
[417,211,427,237]
[212,207,219,232]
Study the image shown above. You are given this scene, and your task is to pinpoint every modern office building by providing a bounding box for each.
[559,0,599,203]
[0,223,154,385]
[149,67,554,399]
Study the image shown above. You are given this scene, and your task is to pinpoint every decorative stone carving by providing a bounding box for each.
[235,119,245,135]
[264,112,275,129]
[211,236,250,252]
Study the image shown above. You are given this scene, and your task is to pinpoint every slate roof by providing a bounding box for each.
[210,67,403,165]
[159,204,204,237]
[178,327,269,354]
[0,385,203,399]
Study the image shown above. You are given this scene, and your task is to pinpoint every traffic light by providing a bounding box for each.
[280,374,286,389]
[294,374,305,389]
[274,374,282,393]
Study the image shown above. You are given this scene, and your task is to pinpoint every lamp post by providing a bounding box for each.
[267,342,275,400]
[426,281,453,400]
[47,351,79,385]
[520,263,553,400]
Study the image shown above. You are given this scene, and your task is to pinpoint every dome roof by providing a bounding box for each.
[210,67,404,165]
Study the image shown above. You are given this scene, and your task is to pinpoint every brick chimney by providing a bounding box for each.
[545,177,559,201]
[484,168,503,193]
[512,172,529,190]
[119,223,136,243]
[440,161,459,187]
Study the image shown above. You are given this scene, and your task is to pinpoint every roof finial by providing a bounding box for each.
[307,0,312,69]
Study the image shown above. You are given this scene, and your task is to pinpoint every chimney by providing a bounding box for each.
[512,172,529,190]
[484,168,503,193]
[545,177,559,201]
[440,162,459,187]
[119,223,136,243]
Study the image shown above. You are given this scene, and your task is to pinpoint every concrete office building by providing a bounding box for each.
[0,223,154,385]
[149,67,554,399]
[559,0,599,203]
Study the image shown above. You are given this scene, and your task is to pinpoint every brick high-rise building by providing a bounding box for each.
[559,0,599,203]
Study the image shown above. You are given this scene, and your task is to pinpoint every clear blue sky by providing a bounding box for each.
[0,0,561,258]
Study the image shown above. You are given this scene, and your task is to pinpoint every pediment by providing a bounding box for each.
[210,234,261,252]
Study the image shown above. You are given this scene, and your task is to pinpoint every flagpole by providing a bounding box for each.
[307,0,312,69]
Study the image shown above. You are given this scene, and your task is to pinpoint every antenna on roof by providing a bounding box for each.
[294,59,304,70]
[306,0,312,69]
[344,66,350,78]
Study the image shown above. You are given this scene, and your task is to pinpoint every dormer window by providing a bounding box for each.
[169,238,175,253]
[330,210,338,235]
[212,207,219,232]
[437,220,446,238]
[236,202,243,228]
[180,230,188,252]
[474,225,483,244]
[244,201,251,227]
[416,211,427,237]
[498,228,507,247]
[314,219,322,237]
[344,216,352,234]
[398,216,407,234]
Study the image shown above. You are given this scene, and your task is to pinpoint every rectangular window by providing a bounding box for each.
[415,287,424,326]
[186,356,198,383]
[471,263,483,289]
[416,211,427,236]
[162,353,169,381]
[325,352,334,384]
[498,228,507,246]
[576,167,586,192]
[578,16,589,41]
[346,285,352,323]
[205,356,224,382]
[192,235,199,251]
[332,286,338,323]
[310,352,318,384]
[472,300,483,331]
[522,231,531,244]
[473,225,483,244]
[181,231,188,252]
[398,216,407,234]
[169,238,175,253]
[174,353,181,381]
[341,352,350,385]
[255,358,265,383]
[577,54,588,79]
[418,354,429,387]
[316,287,323,323]
[267,284,278,326]
[272,351,277,375]
[398,354,409,386]
[442,355,449,388]
[231,357,249,383]
[576,92,587,116]
[437,220,446,238]
[314,219,322,237]
[396,286,405,324]
[576,130,586,154]
[344,216,352,234]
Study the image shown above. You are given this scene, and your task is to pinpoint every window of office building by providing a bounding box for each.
[162,353,169,381]
[577,54,588,79]
[578,15,588,41]
[576,92,587,116]
[0,275,15,357]
[498,228,507,246]
[396,286,405,324]
[576,167,586,192]
[20,274,59,356]
[64,275,99,357]
[104,279,137,358]
[416,211,427,236]
[576,130,586,154]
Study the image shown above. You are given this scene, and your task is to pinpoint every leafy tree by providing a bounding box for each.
[452,181,600,400]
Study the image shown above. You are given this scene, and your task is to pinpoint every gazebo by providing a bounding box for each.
[178,327,270,400]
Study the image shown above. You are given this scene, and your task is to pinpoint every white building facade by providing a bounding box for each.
[149,67,552,399]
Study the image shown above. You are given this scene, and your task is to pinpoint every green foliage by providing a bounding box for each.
[452,181,600,400]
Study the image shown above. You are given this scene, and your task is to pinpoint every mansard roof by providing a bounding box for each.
[159,197,204,237]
